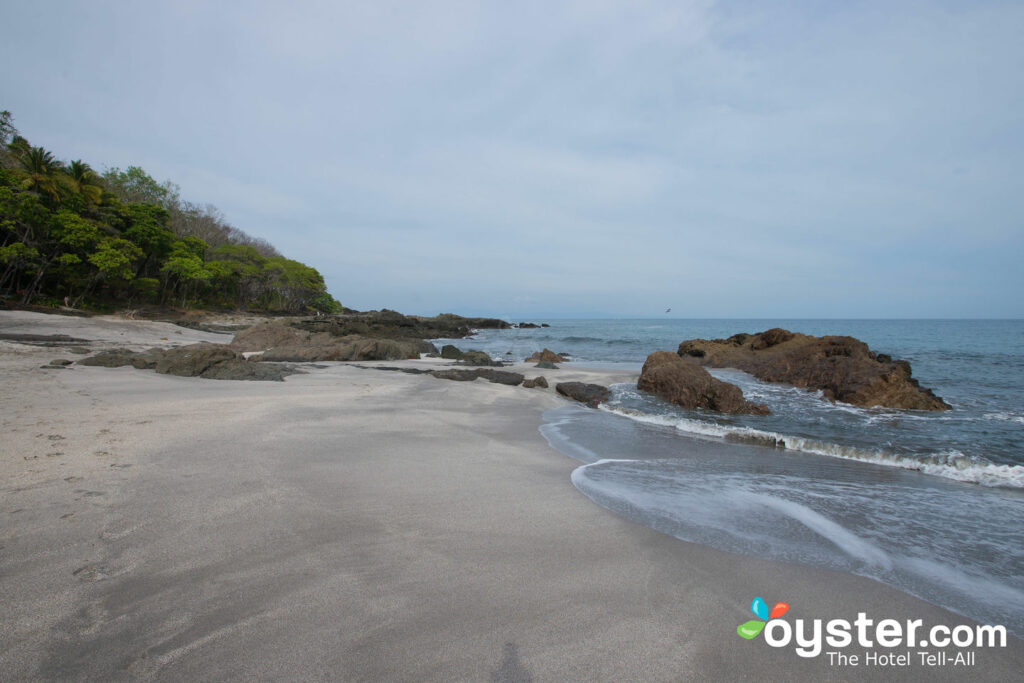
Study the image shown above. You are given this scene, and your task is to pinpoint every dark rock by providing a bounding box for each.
[457,350,496,366]
[522,376,548,389]
[130,348,166,370]
[419,341,439,355]
[555,382,611,408]
[676,329,950,411]
[154,344,239,377]
[78,348,138,367]
[637,351,769,416]
[431,369,480,382]
[476,369,524,386]
[198,358,297,381]
[517,322,540,328]
[525,348,570,364]
[49,359,73,366]
[440,344,463,359]
[535,361,559,370]
[541,323,550,327]
[258,338,421,362]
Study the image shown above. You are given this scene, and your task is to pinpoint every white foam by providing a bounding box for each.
[599,405,1024,489]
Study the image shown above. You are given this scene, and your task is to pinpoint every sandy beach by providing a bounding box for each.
[2,311,1022,681]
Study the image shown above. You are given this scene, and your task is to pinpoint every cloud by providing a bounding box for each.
[2,0,1022,316]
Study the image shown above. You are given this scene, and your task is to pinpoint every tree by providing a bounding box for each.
[64,160,103,205]
[16,146,67,201]
[102,166,179,207]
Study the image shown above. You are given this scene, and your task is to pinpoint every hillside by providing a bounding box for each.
[0,110,340,314]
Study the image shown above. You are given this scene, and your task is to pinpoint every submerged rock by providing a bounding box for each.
[676,329,950,411]
[637,351,769,416]
[555,382,611,408]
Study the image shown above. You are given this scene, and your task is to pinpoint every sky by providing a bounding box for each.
[2,1,1022,318]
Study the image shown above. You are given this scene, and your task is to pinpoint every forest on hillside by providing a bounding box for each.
[0,110,341,313]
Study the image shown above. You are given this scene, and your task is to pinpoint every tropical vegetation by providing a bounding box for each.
[0,110,340,313]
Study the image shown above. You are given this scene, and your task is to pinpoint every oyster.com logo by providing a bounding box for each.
[737,596,789,640]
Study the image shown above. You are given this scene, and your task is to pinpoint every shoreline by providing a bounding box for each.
[2,311,1023,680]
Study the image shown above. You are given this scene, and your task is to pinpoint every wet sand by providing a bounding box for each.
[1,311,1022,681]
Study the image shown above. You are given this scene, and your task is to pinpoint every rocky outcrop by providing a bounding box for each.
[457,350,497,367]
[79,344,297,381]
[155,344,237,376]
[522,376,548,389]
[476,369,525,386]
[555,382,610,408]
[431,369,480,382]
[288,310,509,340]
[637,352,769,416]
[517,322,541,328]
[676,328,950,411]
[440,344,463,359]
[258,338,421,362]
[526,348,569,364]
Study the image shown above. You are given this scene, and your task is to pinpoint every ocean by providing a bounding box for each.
[433,319,1024,635]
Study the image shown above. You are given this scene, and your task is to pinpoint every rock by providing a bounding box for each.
[154,344,239,377]
[522,376,548,389]
[457,350,496,366]
[78,348,138,367]
[258,338,421,362]
[517,322,540,328]
[476,369,524,386]
[541,323,550,327]
[637,351,769,416]
[534,361,559,370]
[676,329,950,411]
[440,344,463,359]
[49,359,73,366]
[525,348,570,364]
[419,341,439,355]
[67,347,90,355]
[431,369,479,382]
[555,382,611,408]
[130,348,166,370]
[198,358,297,381]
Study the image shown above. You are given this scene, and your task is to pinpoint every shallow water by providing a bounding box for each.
[434,319,1024,634]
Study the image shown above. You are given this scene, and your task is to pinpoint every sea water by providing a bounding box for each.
[432,320,1024,634]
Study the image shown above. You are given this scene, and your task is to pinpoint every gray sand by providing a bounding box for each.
[2,311,1021,681]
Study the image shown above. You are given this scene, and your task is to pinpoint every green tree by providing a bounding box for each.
[16,146,67,201]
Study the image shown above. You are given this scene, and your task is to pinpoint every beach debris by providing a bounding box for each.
[677,328,950,410]
[637,351,770,416]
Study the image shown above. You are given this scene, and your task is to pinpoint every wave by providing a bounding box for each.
[598,404,1024,489]
[985,412,1024,425]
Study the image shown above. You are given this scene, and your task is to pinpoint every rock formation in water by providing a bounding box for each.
[676,328,950,411]
[637,351,770,416]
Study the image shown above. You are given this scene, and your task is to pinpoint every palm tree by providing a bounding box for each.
[17,146,66,201]
[65,159,103,204]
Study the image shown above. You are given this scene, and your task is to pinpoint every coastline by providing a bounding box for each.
[2,312,1023,680]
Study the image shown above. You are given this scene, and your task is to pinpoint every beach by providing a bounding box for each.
[2,311,1023,681]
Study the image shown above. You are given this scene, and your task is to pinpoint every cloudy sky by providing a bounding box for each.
[3,1,1022,317]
